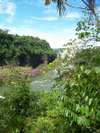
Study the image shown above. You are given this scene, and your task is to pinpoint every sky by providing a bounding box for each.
[0,0,100,48]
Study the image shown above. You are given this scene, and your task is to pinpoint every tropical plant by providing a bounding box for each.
[42,66,100,132]
[43,0,97,16]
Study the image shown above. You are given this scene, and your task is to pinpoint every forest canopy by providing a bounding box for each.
[0,29,56,67]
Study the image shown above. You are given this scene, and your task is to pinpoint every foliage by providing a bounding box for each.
[0,62,100,133]
[0,1,99,132]
[39,58,62,74]
[0,67,31,76]
[43,0,97,17]
[0,72,42,133]
[37,66,100,132]
[74,47,100,67]
[0,29,56,67]
[76,15,100,41]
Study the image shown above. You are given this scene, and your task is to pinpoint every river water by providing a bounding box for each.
[0,70,58,96]
[31,70,58,91]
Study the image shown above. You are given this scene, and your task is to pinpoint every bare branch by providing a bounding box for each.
[66,2,86,10]
[81,0,89,7]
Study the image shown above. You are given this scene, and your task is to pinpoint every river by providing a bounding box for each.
[31,70,58,91]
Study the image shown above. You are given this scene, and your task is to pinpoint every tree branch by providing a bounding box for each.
[66,2,86,10]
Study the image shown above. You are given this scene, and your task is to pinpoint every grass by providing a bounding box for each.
[0,66,32,77]
[0,66,32,95]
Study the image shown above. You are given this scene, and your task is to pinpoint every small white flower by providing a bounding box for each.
[0,96,5,99]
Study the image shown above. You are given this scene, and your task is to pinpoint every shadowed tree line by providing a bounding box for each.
[0,29,56,68]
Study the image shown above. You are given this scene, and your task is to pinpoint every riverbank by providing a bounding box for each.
[0,65,59,94]
[0,66,41,79]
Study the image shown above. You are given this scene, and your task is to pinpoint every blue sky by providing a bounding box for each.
[0,0,99,48]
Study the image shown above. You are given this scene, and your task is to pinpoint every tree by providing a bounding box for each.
[43,0,99,41]
[0,29,56,67]
[43,0,97,16]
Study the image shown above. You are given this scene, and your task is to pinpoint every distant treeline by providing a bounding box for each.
[0,29,56,68]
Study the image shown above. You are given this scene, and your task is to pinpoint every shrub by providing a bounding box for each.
[53,66,100,132]
[0,72,41,133]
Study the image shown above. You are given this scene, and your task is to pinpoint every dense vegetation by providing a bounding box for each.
[74,47,100,67]
[0,29,56,68]
[0,56,100,132]
[0,45,100,133]
[0,0,100,132]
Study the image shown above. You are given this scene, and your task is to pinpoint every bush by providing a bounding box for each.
[50,66,100,132]
[0,64,100,132]
[0,72,41,133]
[74,47,100,67]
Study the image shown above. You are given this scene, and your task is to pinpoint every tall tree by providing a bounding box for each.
[43,0,99,43]
[43,0,97,16]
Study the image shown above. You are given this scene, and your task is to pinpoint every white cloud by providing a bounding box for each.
[43,7,57,15]
[6,1,15,17]
[32,12,80,22]
[0,0,16,22]
[31,11,80,22]
[32,16,58,21]
[64,12,80,19]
